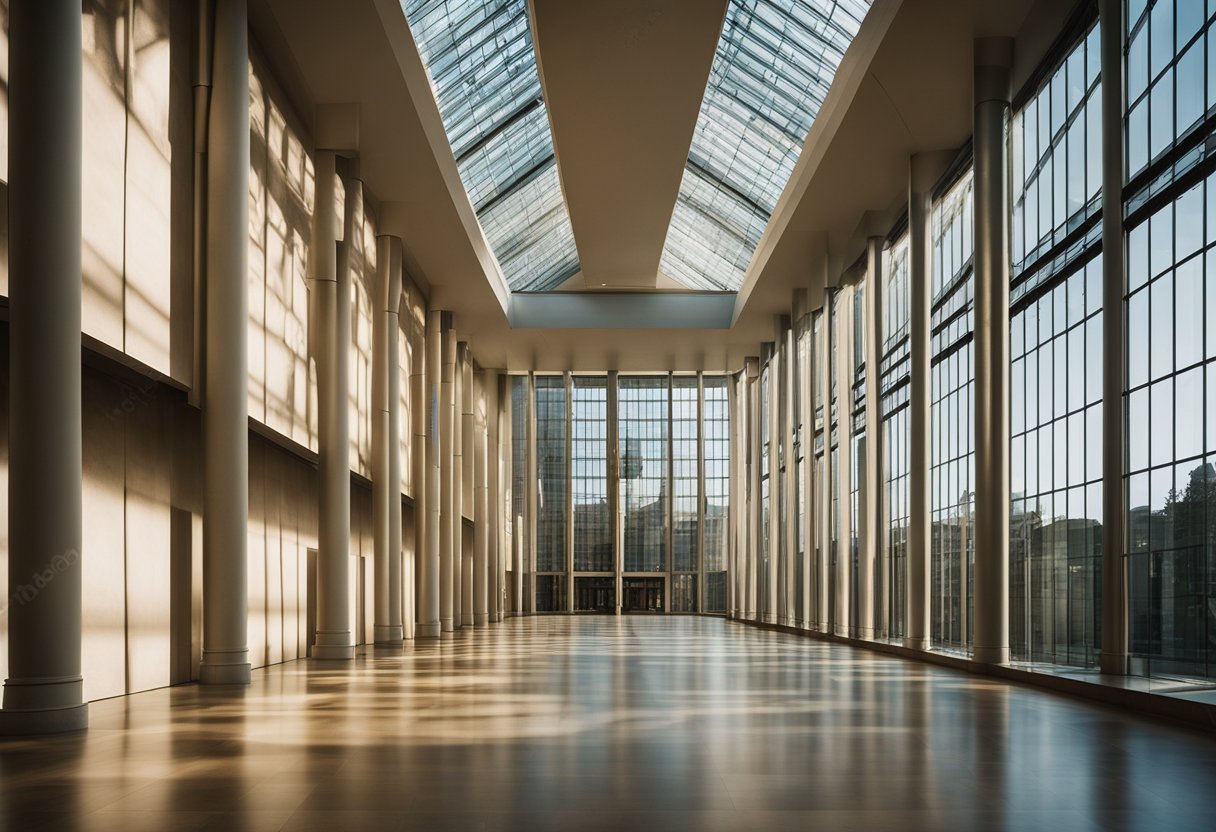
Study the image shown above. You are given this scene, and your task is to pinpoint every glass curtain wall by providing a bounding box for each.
[672,377,699,611]
[535,376,567,611]
[882,233,911,640]
[930,169,976,652]
[1122,0,1216,681]
[620,377,670,578]
[704,378,730,612]
[1009,19,1104,666]
[572,376,612,611]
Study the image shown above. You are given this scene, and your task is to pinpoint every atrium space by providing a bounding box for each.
[0,0,1215,830]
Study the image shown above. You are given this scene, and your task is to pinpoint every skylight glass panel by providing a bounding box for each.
[403,0,580,291]
[661,0,871,291]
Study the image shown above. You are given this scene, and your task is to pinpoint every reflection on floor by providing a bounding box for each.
[2,616,1216,831]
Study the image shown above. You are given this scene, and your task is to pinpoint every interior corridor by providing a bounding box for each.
[2,617,1215,832]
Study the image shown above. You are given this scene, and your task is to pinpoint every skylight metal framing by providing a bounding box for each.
[661,0,870,291]
[403,0,580,292]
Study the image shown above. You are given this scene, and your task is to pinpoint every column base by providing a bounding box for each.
[1099,651,1129,675]
[200,649,252,685]
[972,645,1010,665]
[474,614,488,626]
[312,631,354,660]
[0,702,88,735]
[441,617,453,632]
[200,663,252,685]
[903,636,930,651]
[312,644,355,660]
[417,621,441,639]
[374,624,404,646]
[461,614,474,627]
[856,627,874,640]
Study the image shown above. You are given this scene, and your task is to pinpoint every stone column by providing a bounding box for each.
[859,237,883,640]
[816,300,832,634]
[834,284,854,637]
[418,311,443,638]
[797,290,814,628]
[312,154,353,660]
[440,319,456,634]
[1,0,90,733]
[783,316,797,626]
[972,38,1013,665]
[475,370,490,626]
[526,372,538,614]
[745,357,761,622]
[904,153,947,651]
[460,346,475,627]
[373,235,404,645]
[1099,0,1129,675]
[198,0,252,685]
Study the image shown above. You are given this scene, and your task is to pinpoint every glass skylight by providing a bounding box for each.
[403,0,580,292]
[661,0,871,291]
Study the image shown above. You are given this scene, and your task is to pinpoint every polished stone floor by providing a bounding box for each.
[2,616,1216,831]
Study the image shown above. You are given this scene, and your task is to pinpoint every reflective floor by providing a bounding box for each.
[3,616,1216,831]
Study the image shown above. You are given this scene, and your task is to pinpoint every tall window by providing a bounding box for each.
[1008,23,1105,667]
[1125,0,1214,182]
[704,377,730,613]
[620,376,669,573]
[672,377,699,611]
[931,169,975,652]
[1013,22,1101,275]
[1010,255,1104,665]
[882,233,911,640]
[572,376,611,572]
[1125,172,1216,679]
[535,376,567,576]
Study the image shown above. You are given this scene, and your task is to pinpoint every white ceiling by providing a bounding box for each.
[254,0,1070,372]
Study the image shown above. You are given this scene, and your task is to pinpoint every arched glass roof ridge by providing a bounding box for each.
[660,0,872,291]
[402,0,580,293]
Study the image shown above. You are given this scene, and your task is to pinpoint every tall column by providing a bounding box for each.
[783,316,797,626]
[833,284,854,637]
[764,338,779,625]
[373,235,404,645]
[859,237,883,639]
[409,295,427,640]
[905,154,944,650]
[526,372,538,614]
[440,319,456,633]
[797,290,814,628]
[815,304,831,634]
[493,373,507,622]
[198,0,252,685]
[1099,0,1129,675]
[453,344,465,629]
[418,311,443,638]
[607,371,621,615]
[475,370,491,626]
[0,0,89,733]
[460,347,475,627]
[745,357,760,621]
[312,154,353,660]
[972,38,1013,665]
[728,373,741,619]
